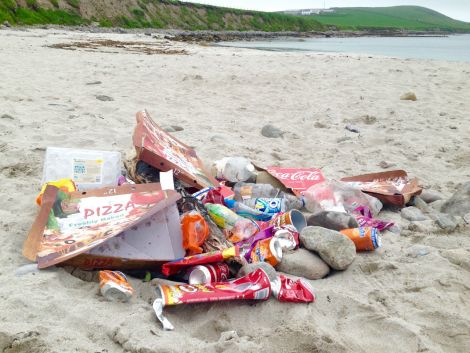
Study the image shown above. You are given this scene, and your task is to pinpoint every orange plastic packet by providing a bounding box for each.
[181,211,210,255]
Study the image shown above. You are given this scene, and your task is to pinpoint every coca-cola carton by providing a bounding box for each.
[265,167,325,196]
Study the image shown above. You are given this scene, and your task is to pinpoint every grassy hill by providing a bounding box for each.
[0,0,325,31]
[311,6,470,32]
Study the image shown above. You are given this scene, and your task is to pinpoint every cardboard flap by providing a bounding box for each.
[23,183,181,269]
[133,110,218,190]
[259,167,325,196]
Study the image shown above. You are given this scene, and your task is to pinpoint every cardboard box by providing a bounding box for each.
[133,110,218,190]
[23,183,185,270]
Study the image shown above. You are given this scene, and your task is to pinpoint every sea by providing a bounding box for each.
[218,34,470,62]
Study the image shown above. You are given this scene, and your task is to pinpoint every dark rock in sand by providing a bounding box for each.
[441,182,470,217]
[300,226,356,271]
[276,248,330,280]
[420,190,444,203]
[261,124,284,138]
[401,206,427,222]
[307,211,358,231]
[96,95,114,101]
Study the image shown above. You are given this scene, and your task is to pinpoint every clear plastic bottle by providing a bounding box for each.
[205,203,259,243]
[224,199,272,221]
[212,157,256,183]
[233,183,304,210]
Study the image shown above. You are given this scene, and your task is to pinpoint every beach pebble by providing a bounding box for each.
[408,220,438,233]
[96,95,114,101]
[276,248,330,280]
[314,121,327,128]
[406,245,431,258]
[420,190,444,203]
[429,199,445,212]
[345,124,360,133]
[435,213,457,232]
[163,125,184,133]
[400,92,417,101]
[3,21,11,28]
[401,206,428,222]
[441,181,470,217]
[86,81,102,85]
[378,160,396,169]
[1,114,14,120]
[300,226,356,271]
[237,262,277,282]
[307,211,358,231]
[261,124,284,138]
[411,196,431,213]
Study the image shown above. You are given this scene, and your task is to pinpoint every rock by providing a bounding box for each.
[96,95,114,101]
[408,220,438,233]
[300,226,356,271]
[307,211,358,231]
[345,124,360,133]
[429,199,445,212]
[163,125,184,133]
[411,196,431,213]
[1,114,14,120]
[401,206,427,222]
[420,190,444,203]
[406,245,431,258]
[261,124,284,138]
[400,92,417,101]
[441,181,470,217]
[276,248,330,280]
[86,81,102,85]
[440,249,470,271]
[314,122,327,128]
[464,213,470,224]
[3,21,11,28]
[237,262,277,282]
[435,213,457,232]
[378,160,396,169]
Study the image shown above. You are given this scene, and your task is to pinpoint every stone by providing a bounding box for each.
[3,21,11,28]
[96,95,114,101]
[261,124,284,138]
[345,124,360,133]
[378,160,396,169]
[408,220,439,233]
[400,92,417,101]
[401,206,427,222]
[420,190,444,203]
[163,125,184,133]
[1,114,14,120]
[406,245,431,258]
[276,248,330,280]
[307,211,358,231]
[429,200,445,212]
[435,213,457,232]
[411,196,431,213]
[314,122,327,128]
[300,226,356,271]
[237,262,277,282]
[441,181,470,217]
[86,81,102,85]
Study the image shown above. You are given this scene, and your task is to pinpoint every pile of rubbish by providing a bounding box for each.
[22,110,426,330]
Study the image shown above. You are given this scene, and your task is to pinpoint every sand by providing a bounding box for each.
[0,27,469,353]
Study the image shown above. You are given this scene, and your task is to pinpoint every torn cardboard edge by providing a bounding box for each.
[340,170,422,207]
[133,110,219,190]
[23,183,185,269]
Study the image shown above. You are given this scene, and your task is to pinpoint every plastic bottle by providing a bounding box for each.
[233,183,304,210]
[181,211,210,255]
[205,203,259,243]
[212,157,256,183]
[224,199,272,221]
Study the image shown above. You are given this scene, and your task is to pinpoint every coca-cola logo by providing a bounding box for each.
[268,170,321,181]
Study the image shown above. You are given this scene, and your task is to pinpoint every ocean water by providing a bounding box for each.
[218,34,470,62]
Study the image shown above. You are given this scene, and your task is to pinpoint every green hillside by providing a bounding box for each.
[311,6,470,32]
[0,0,324,31]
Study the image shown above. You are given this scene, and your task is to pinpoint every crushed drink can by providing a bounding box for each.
[271,275,315,303]
[273,224,299,251]
[340,227,381,251]
[250,237,282,266]
[153,268,271,330]
[269,210,307,233]
[188,262,230,284]
[99,270,134,302]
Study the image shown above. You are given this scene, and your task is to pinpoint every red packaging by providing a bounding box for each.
[265,167,325,196]
[153,269,271,330]
[162,246,239,276]
[271,275,315,303]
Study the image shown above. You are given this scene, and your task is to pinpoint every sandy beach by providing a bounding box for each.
[0,27,469,353]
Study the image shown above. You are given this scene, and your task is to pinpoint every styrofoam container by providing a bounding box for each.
[42,147,121,191]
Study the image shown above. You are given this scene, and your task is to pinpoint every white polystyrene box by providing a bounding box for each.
[42,147,121,191]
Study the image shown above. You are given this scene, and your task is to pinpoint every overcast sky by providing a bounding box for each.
[181,1,470,22]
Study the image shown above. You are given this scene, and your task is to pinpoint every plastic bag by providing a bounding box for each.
[181,211,210,255]
[303,180,383,216]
